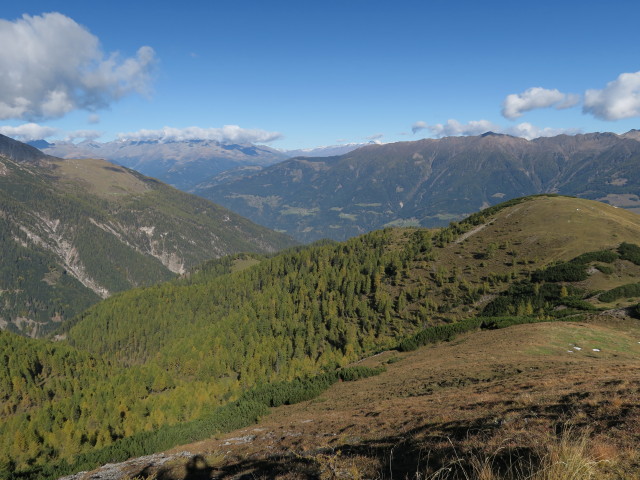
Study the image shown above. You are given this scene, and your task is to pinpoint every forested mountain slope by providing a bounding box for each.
[0,134,296,336]
[3,195,640,477]
[195,131,640,241]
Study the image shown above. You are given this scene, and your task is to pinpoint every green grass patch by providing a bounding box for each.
[528,323,640,357]
[280,207,319,216]
[230,257,262,273]
[383,218,421,227]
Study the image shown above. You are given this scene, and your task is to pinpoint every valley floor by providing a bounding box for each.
[66,315,640,480]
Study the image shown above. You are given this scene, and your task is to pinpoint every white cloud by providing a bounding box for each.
[88,114,101,124]
[64,130,103,142]
[117,125,282,144]
[0,123,58,141]
[583,71,640,120]
[411,121,428,134]
[0,12,155,120]
[502,87,579,119]
[504,122,580,139]
[426,119,580,140]
[366,133,384,141]
[429,119,499,137]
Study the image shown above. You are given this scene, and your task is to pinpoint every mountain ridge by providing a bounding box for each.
[0,133,53,164]
[33,139,365,191]
[194,131,640,242]
[0,134,296,336]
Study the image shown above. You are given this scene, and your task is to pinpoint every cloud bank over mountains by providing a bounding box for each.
[0,12,155,121]
[0,123,58,141]
[0,123,282,145]
[412,119,579,140]
[116,125,283,144]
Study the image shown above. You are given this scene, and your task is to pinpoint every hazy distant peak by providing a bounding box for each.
[283,143,366,158]
[26,139,53,149]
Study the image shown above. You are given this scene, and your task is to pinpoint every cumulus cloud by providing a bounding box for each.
[0,12,155,120]
[64,130,103,142]
[425,119,580,140]
[0,123,58,141]
[502,87,579,119]
[411,121,428,134]
[504,122,580,139]
[429,119,500,137]
[117,125,282,144]
[583,71,640,120]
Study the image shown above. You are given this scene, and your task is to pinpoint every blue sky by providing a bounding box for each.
[1,0,640,149]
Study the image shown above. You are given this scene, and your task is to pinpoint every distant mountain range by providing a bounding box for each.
[0,134,296,336]
[284,143,368,158]
[193,130,640,242]
[34,139,365,191]
[33,131,640,244]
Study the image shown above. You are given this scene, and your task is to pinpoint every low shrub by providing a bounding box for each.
[480,316,540,329]
[572,250,618,264]
[598,283,640,303]
[532,262,588,283]
[339,365,385,381]
[594,264,614,274]
[618,242,640,265]
[398,317,483,352]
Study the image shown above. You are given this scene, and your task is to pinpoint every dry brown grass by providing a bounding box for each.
[51,157,150,199]
[399,429,615,480]
[139,320,640,480]
[532,429,597,480]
